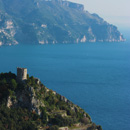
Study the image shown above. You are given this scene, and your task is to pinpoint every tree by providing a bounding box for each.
[40,107,48,124]
[48,125,59,130]
[10,79,17,90]
[0,78,7,85]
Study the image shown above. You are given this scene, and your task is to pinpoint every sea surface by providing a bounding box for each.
[0,36,130,130]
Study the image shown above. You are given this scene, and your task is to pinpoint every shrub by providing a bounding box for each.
[48,125,59,130]
[10,79,17,90]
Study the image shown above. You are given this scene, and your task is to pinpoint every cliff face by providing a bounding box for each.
[61,0,84,11]
[7,86,44,116]
[0,72,102,130]
[0,0,125,46]
[0,12,18,46]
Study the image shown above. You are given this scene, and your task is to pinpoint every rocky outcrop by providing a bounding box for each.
[7,96,14,108]
[6,86,44,116]
[62,1,84,11]
[0,12,18,46]
[0,71,101,130]
[6,84,87,118]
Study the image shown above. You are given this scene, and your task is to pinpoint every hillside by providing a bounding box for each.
[0,0,125,46]
[0,71,102,130]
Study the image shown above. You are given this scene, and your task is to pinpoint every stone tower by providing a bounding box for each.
[17,67,27,81]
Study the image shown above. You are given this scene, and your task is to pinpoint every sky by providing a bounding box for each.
[69,0,130,29]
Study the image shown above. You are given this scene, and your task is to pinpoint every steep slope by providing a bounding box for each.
[0,72,102,130]
[0,0,125,46]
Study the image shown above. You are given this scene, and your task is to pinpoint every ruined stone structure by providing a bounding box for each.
[17,67,27,81]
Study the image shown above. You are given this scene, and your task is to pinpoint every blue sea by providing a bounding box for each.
[0,33,130,130]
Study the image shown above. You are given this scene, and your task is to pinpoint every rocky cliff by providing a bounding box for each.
[0,72,102,130]
[0,0,125,46]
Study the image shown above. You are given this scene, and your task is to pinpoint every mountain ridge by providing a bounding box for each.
[0,0,125,46]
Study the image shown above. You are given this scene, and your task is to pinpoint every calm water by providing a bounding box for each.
[0,39,130,130]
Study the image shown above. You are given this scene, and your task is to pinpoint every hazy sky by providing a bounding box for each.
[69,0,130,29]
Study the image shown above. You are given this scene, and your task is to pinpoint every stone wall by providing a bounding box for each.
[17,67,27,81]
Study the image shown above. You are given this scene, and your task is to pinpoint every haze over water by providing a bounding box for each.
[0,32,130,130]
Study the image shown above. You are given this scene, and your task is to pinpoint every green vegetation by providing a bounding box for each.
[0,106,39,130]
[0,72,102,130]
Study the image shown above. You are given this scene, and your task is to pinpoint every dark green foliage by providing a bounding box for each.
[0,72,100,130]
[26,76,36,86]
[0,72,16,82]
[40,107,48,124]
[0,72,17,104]
[48,125,59,130]
[50,115,75,127]
[0,105,39,130]
[0,78,7,85]
[10,79,17,90]
[45,92,57,106]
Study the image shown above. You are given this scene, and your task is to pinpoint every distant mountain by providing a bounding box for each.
[0,0,125,46]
